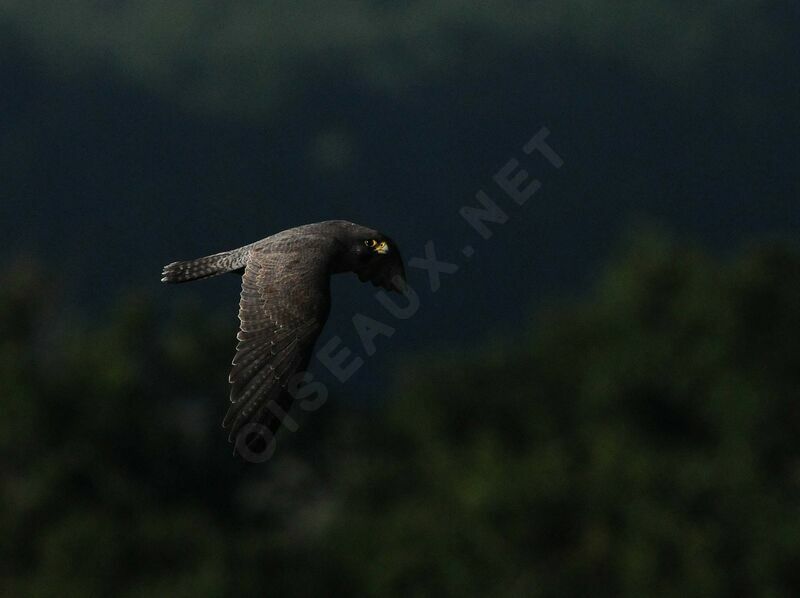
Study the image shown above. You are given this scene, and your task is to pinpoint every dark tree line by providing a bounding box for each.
[1,234,799,597]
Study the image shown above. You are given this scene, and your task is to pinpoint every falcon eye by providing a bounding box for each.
[364,238,389,254]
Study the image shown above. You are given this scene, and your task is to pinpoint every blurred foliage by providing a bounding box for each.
[0,0,791,121]
[1,233,799,597]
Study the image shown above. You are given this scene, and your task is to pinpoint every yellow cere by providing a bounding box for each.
[365,239,389,254]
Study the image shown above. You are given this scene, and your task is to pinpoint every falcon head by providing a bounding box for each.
[332,223,407,293]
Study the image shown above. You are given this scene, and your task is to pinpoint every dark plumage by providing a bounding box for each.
[162,220,406,457]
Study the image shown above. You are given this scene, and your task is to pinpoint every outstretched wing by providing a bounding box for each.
[223,243,331,452]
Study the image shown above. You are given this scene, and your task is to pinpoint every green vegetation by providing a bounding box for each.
[1,234,799,597]
[0,0,787,121]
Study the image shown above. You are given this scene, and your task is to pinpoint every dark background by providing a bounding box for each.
[1,2,799,596]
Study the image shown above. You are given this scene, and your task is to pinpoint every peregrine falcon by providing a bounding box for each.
[161,220,406,457]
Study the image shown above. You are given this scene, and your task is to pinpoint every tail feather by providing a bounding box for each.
[161,248,248,284]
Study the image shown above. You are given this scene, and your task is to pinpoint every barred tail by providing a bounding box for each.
[161,248,248,284]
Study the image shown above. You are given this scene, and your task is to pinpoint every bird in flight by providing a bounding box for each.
[162,220,406,458]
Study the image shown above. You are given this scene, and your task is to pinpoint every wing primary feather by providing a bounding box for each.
[222,237,332,451]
